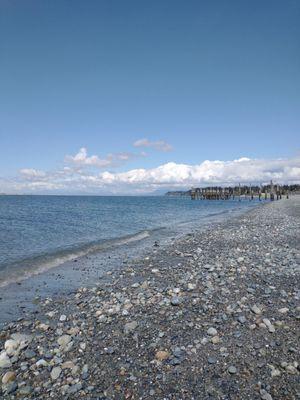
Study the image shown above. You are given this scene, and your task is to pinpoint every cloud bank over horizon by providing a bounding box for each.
[1,148,300,194]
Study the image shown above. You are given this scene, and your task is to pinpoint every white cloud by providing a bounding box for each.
[65,147,114,168]
[6,154,299,194]
[98,157,300,188]
[20,168,46,179]
[133,138,173,152]
[65,147,143,169]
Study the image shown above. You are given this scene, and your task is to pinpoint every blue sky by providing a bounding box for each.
[0,0,299,193]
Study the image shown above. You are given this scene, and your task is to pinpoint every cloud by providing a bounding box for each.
[7,155,299,194]
[65,147,144,169]
[20,169,47,179]
[133,138,173,152]
[65,147,114,168]
[98,157,300,188]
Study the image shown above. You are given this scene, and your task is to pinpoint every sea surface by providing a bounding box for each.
[0,195,259,286]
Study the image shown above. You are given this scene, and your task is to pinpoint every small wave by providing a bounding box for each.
[0,229,153,288]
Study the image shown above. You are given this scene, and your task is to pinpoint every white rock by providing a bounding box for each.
[262,318,275,333]
[7,333,32,353]
[50,366,62,380]
[278,307,289,314]
[10,333,32,346]
[4,340,19,356]
[46,311,56,318]
[207,327,218,336]
[268,364,281,377]
[285,364,298,374]
[57,334,71,347]
[79,342,86,350]
[124,321,138,334]
[187,283,196,290]
[260,389,273,400]
[38,323,50,331]
[0,351,12,369]
[36,359,48,367]
[251,305,262,315]
[59,315,67,322]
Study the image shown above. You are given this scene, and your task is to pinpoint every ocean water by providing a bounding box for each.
[0,195,259,286]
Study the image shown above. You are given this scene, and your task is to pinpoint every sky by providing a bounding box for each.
[0,0,299,194]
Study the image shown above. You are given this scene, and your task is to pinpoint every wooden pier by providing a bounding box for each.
[190,181,290,201]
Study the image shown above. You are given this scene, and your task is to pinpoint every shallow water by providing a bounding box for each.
[0,195,259,286]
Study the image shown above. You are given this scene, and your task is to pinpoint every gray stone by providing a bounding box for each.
[207,327,218,336]
[171,296,181,306]
[228,366,237,374]
[24,349,36,359]
[67,383,82,394]
[0,352,12,369]
[208,356,217,364]
[238,315,246,324]
[57,334,71,347]
[51,366,62,380]
[251,305,262,315]
[4,381,17,394]
[18,386,33,395]
[260,389,273,400]
[124,321,138,334]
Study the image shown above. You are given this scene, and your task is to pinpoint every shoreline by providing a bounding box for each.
[0,198,299,398]
[0,201,259,326]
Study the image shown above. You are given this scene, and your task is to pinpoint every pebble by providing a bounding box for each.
[155,350,170,361]
[260,389,273,400]
[238,315,247,324]
[4,340,18,356]
[278,307,289,314]
[57,334,71,347]
[2,371,16,384]
[50,366,62,380]
[251,305,262,315]
[208,356,217,364]
[207,327,218,336]
[24,349,36,359]
[211,335,220,344]
[262,318,275,333]
[171,296,181,306]
[18,385,33,395]
[124,321,138,334]
[0,352,12,369]
[228,366,237,374]
[4,381,17,394]
[36,359,48,367]
[269,364,281,377]
[67,382,82,394]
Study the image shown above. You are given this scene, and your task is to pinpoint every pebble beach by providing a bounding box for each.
[0,197,299,399]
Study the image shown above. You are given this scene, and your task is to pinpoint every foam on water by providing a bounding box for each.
[0,229,153,287]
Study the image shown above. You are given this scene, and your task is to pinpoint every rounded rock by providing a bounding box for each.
[207,327,218,336]
[228,366,237,374]
[2,371,16,384]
